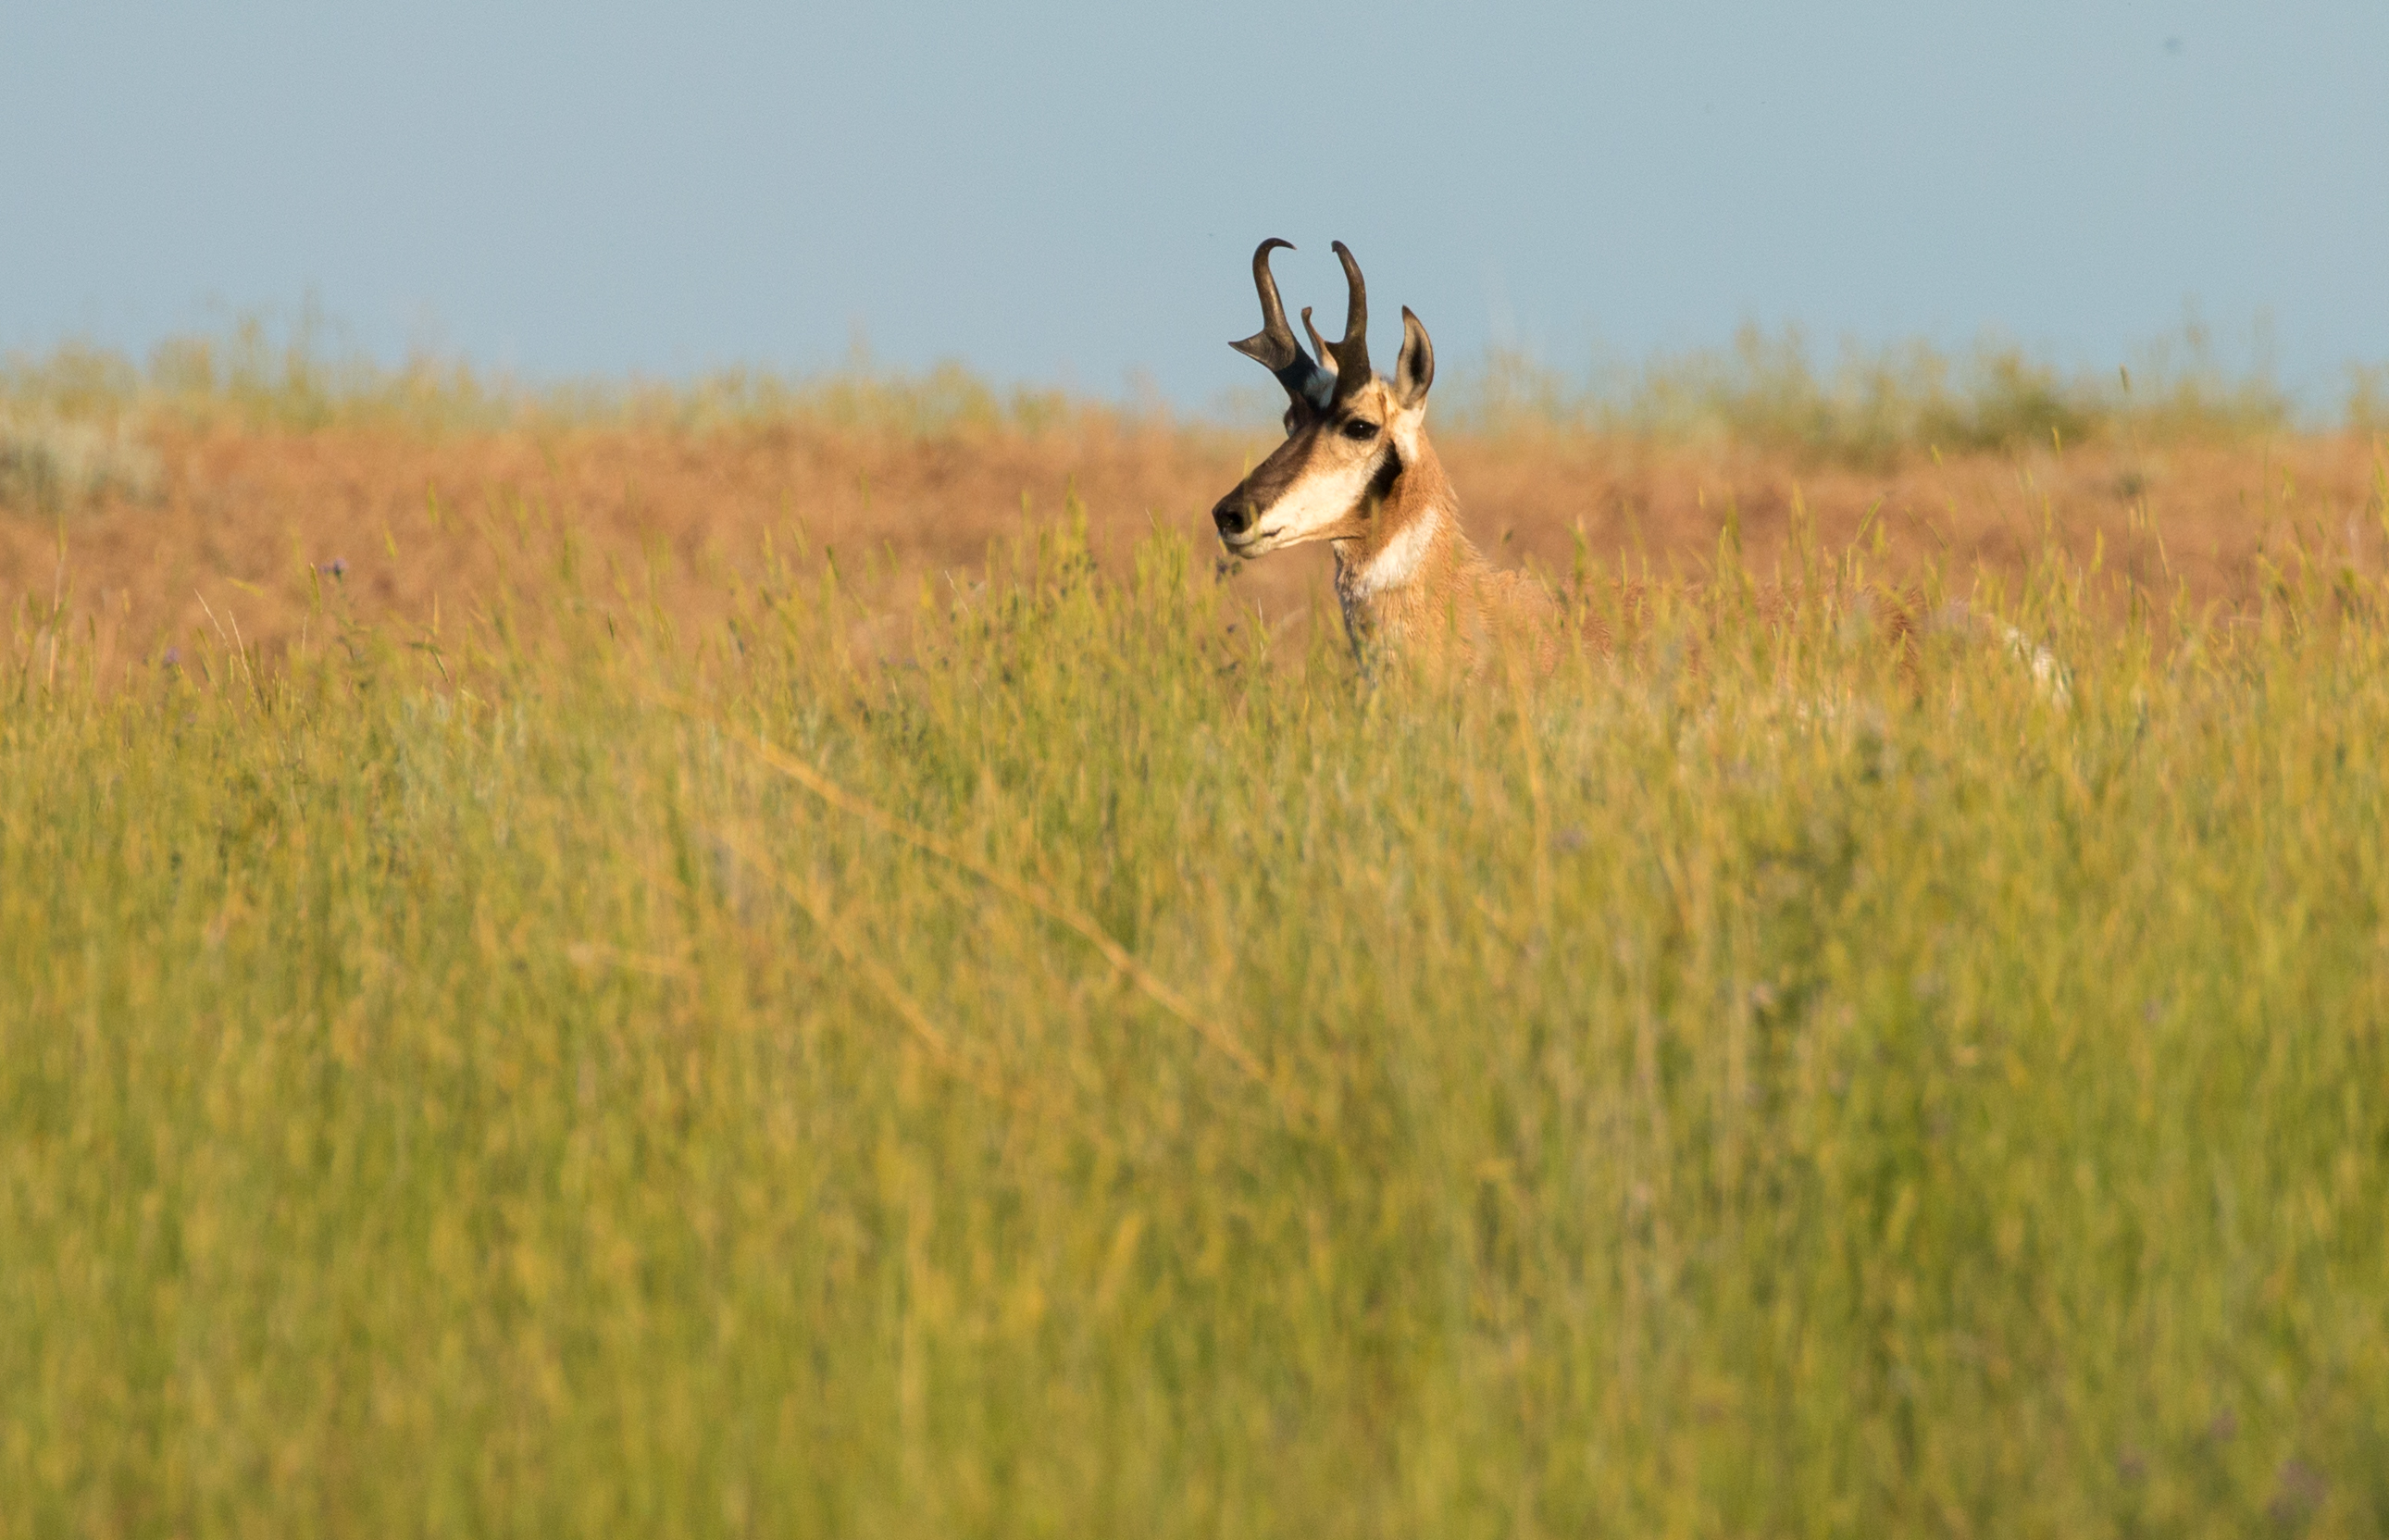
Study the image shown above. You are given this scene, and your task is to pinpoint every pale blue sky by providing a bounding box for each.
[5,3,2384,407]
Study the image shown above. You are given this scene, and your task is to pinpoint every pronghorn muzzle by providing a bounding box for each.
[1213,491,1259,543]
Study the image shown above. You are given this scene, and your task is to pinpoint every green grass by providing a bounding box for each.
[1442,322,2301,461]
[0,317,1106,442]
[4,311,2342,456]
[4,524,2386,1536]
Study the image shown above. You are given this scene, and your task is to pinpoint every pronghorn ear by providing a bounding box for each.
[1394,306,1435,407]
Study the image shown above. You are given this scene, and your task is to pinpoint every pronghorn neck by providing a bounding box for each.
[1329,434,1482,652]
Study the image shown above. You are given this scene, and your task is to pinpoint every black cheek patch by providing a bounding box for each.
[1363,449,1402,507]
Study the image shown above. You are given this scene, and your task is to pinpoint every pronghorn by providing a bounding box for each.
[1211,240,1557,671]
[1210,240,2071,702]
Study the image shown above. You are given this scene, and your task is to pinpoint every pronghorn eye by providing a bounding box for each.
[1340,418,1379,441]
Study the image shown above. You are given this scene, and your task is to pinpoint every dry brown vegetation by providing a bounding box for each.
[6,409,2386,685]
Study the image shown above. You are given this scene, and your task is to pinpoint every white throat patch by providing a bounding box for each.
[1349,508,1438,597]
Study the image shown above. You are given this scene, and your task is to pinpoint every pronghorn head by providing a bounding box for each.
[1211,239,1436,560]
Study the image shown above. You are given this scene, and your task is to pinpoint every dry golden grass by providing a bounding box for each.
[5,411,2385,686]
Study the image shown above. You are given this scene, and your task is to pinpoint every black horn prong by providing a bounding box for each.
[1229,239,1331,410]
[1327,241,1372,402]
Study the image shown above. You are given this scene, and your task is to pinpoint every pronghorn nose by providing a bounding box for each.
[1213,494,1256,540]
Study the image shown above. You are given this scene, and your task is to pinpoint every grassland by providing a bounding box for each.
[4,336,2388,1535]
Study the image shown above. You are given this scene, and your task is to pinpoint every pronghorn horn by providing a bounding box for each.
[1300,306,1338,380]
[1229,239,1332,408]
[1326,241,1372,403]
